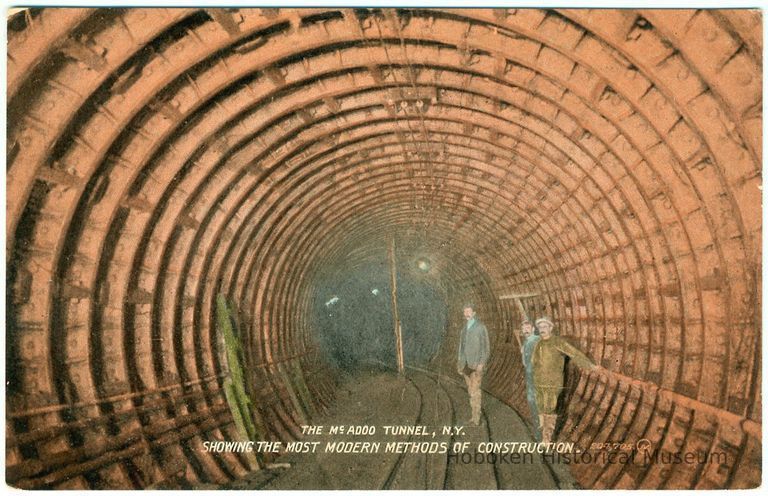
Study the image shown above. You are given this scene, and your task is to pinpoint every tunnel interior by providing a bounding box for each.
[313,256,448,371]
[5,7,762,490]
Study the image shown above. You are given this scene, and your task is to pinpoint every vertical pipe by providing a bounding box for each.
[388,237,404,374]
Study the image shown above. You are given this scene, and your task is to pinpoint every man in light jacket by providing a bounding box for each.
[519,320,542,440]
[457,303,490,426]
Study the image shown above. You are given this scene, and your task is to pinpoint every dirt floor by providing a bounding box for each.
[222,367,577,490]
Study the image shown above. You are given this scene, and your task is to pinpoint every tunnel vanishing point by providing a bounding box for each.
[5,7,763,490]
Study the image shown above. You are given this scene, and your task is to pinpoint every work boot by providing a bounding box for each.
[548,414,559,438]
[540,414,558,443]
[471,406,482,425]
[469,406,480,425]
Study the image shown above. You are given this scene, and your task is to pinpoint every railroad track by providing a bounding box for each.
[256,363,565,489]
[379,372,425,489]
[373,361,563,490]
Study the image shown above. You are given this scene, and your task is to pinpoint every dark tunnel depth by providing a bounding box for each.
[313,260,447,371]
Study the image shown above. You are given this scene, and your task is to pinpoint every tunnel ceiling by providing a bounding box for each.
[6,7,762,489]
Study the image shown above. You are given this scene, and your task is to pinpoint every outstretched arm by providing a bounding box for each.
[556,338,597,370]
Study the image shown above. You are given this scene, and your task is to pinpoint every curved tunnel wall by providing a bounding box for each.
[5,8,761,489]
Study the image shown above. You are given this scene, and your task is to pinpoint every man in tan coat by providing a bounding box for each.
[532,317,598,443]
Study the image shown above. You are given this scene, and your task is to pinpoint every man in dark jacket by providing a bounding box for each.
[457,303,490,425]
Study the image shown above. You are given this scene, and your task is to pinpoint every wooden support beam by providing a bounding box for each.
[498,292,540,299]
[388,237,404,374]
[499,292,540,320]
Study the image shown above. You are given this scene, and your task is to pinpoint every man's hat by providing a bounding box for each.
[535,317,554,327]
